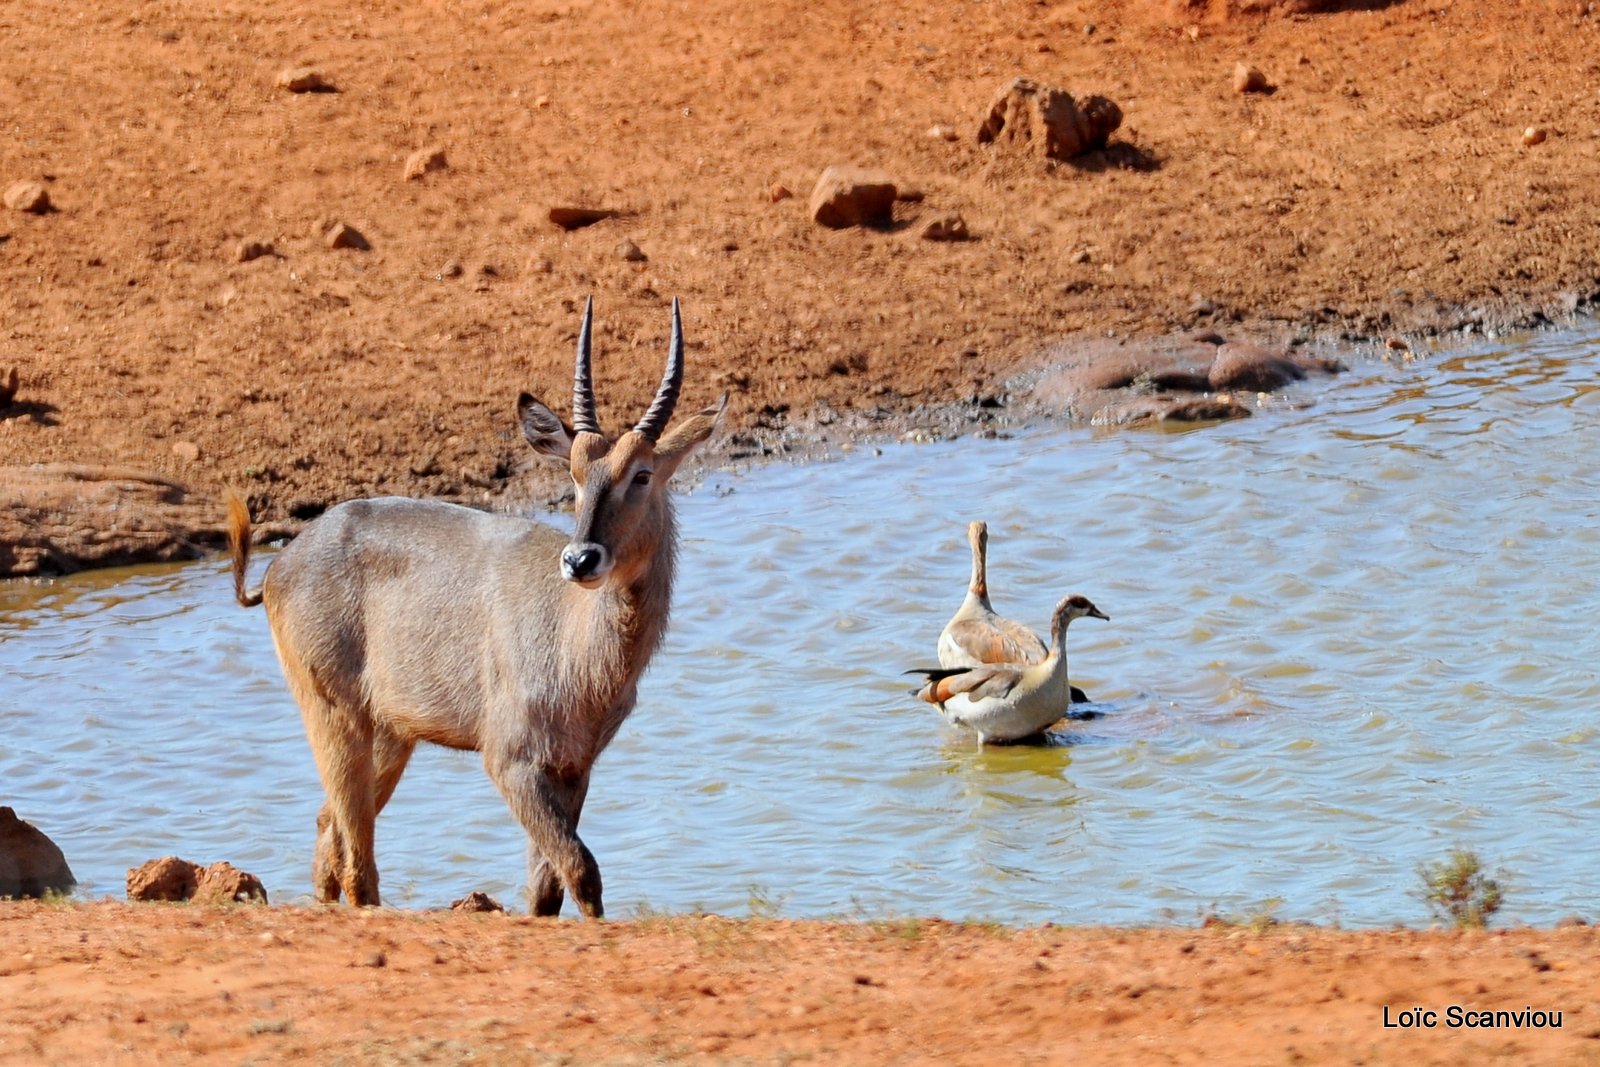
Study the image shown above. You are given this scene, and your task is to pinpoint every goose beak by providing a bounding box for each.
[1091,607,1110,621]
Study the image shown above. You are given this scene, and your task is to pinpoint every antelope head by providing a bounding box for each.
[518,298,722,589]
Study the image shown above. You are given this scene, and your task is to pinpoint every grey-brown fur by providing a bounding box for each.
[227,299,720,918]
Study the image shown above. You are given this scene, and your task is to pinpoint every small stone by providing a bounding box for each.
[768,182,793,203]
[809,165,898,229]
[3,180,50,214]
[234,239,274,263]
[436,260,464,279]
[276,67,334,93]
[403,146,448,180]
[358,950,387,968]
[1232,63,1270,94]
[409,453,439,477]
[533,94,551,109]
[1523,126,1547,147]
[127,857,200,902]
[548,206,620,230]
[927,125,960,142]
[193,861,268,905]
[0,367,17,405]
[0,808,74,898]
[618,238,647,262]
[324,222,369,251]
[451,890,505,913]
[918,214,970,241]
[171,441,201,464]
[1385,337,1409,352]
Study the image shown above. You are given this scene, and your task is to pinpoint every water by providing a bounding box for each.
[5,324,1600,927]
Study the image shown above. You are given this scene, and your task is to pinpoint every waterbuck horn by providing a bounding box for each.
[571,295,601,436]
[633,298,684,441]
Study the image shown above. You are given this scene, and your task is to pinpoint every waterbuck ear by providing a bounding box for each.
[518,393,574,460]
[653,394,726,481]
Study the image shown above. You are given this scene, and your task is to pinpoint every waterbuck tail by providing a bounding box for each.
[225,490,265,608]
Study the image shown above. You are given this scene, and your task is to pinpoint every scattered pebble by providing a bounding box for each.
[324,222,369,251]
[3,180,50,214]
[768,182,792,203]
[1522,125,1547,147]
[548,206,620,230]
[171,441,201,464]
[918,214,970,241]
[403,145,448,180]
[927,124,960,141]
[436,260,464,279]
[618,237,647,262]
[0,367,17,405]
[1233,63,1270,94]
[809,165,897,229]
[276,67,335,93]
[235,239,274,263]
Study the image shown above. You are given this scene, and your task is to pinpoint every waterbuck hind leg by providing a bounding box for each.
[290,688,382,906]
[313,805,343,903]
[490,759,603,919]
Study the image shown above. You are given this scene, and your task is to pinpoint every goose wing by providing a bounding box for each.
[907,664,1026,705]
[938,614,1048,668]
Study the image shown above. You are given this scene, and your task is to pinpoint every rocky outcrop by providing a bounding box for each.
[127,856,267,904]
[0,808,75,899]
[0,464,298,578]
[1033,333,1343,425]
[976,78,1122,161]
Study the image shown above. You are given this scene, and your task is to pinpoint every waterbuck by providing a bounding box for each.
[228,298,721,917]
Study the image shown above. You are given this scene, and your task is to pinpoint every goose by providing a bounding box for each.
[937,520,1090,703]
[909,594,1109,743]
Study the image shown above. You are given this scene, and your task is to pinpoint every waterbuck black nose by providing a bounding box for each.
[561,544,606,583]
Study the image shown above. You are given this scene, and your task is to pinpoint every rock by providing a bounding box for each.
[170,440,201,464]
[193,862,268,905]
[235,239,274,263]
[548,206,620,230]
[1523,126,1547,147]
[276,67,335,93]
[0,463,300,578]
[1232,63,1270,94]
[0,808,75,899]
[3,180,51,214]
[927,124,961,141]
[918,214,970,241]
[451,890,505,913]
[0,366,17,405]
[1208,342,1308,391]
[809,165,897,229]
[324,222,369,251]
[128,857,266,904]
[975,78,1122,160]
[618,237,647,262]
[768,183,793,203]
[403,145,448,180]
[127,856,199,902]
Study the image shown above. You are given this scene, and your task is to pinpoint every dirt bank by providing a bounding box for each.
[3,0,1598,572]
[2,901,1598,1066]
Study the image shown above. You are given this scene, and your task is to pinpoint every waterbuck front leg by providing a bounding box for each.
[486,756,603,918]
[525,767,594,917]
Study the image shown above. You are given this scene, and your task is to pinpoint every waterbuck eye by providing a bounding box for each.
[632,469,653,487]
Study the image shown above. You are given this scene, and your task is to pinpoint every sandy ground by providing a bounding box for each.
[2,902,1599,1066]
[3,0,1598,528]
[5,0,1600,1061]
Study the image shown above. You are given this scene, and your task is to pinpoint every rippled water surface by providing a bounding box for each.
[6,325,1600,926]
